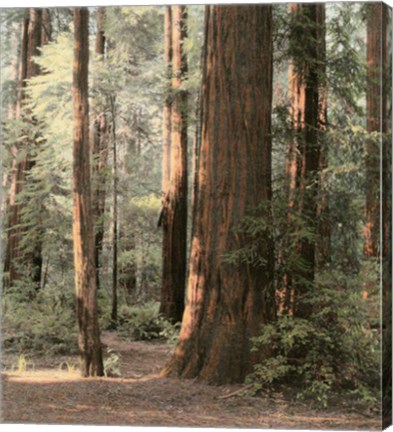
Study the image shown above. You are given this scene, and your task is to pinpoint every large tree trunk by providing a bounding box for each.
[159,6,188,324]
[92,7,109,291]
[72,7,104,377]
[364,2,385,258]
[163,5,275,384]
[284,4,323,319]
[5,9,43,293]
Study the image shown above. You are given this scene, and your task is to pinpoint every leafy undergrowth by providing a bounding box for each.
[1,331,381,430]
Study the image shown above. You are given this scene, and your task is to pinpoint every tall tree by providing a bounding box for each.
[163,5,274,384]
[316,4,329,269]
[91,7,109,290]
[110,95,118,327]
[161,6,172,214]
[3,16,28,279]
[159,5,188,324]
[72,7,104,377]
[284,4,324,318]
[5,9,44,293]
[364,2,385,258]
[380,3,391,427]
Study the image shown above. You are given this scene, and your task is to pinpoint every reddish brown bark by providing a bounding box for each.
[163,5,275,384]
[380,3,391,427]
[91,7,109,291]
[72,7,104,377]
[364,2,385,258]
[283,4,323,318]
[161,6,172,206]
[159,6,188,324]
[5,9,43,292]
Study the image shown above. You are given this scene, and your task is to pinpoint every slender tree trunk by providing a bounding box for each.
[41,8,52,45]
[285,4,322,319]
[110,96,118,327]
[92,7,109,291]
[72,7,104,377]
[161,6,172,212]
[163,5,275,384]
[3,19,25,276]
[159,6,188,324]
[380,3,391,427]
[5,9,43,293]
[316,5,329,269]
[364,2,385,258]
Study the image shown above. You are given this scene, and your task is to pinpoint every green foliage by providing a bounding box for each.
[247,265,380,408]
[3,286,78,356]
[104,347,122,377]
[117,302,179,343]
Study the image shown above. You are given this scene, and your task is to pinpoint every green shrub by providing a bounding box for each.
[247,266,380,409]
[104,347,122,377]
[2,287,78,356]
[117,301,180,342]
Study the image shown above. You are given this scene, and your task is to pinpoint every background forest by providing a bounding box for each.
[0,2,391,426]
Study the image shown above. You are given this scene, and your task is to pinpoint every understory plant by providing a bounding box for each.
[117,301,180,342]
[247,265,380,409]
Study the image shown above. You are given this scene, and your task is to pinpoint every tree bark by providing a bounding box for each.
[5,9,43,293]
[72,7,104,377]
[364,2,385,258]
[161,6,172,211]
[159,6,188,324]
[316,4,329,269]
[111,95,118,327]
[92,7,109,291]
[163,5,275,384]
[41,8,52,45]
[284,4,323,319]
[3,17,27,279]
[380,3,391,427]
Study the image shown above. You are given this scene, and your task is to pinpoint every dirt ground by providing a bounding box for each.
[1,331,381,429]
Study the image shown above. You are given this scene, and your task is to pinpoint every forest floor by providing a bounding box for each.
[1,331,381,429]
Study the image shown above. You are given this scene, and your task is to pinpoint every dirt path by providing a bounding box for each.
[1,332,381,429]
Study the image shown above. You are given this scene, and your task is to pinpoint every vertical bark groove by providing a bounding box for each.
[284,4,324,318]
[160,6,188,324]
[364,2,384,258]
[73,7,104,377]
[163,5,275,384]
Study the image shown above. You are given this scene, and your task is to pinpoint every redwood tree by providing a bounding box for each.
[5,9,44,293]
[72,7,104,377]
[92,7,109,290]
[284,4,325,318]
[364,2,386,258]
[163,5,275,384]
[379,3,391,427]
[159,5,188,324]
